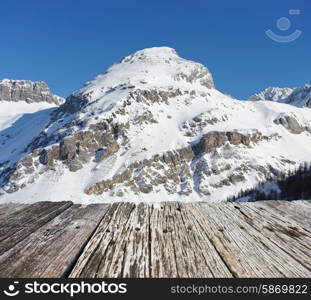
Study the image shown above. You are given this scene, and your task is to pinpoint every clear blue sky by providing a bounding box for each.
[0,0,310,99]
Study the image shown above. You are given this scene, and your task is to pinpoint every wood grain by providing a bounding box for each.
[232,202,311,270]
[149,202,232,278]
[70,203,151,278]
[0,201,72,255]
[196,202,311,277]
[0,204,29,222]
[0,204,108,278]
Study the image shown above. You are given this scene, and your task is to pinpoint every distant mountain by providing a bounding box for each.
[249,85,311,108]
[1,47,311,204]
[287,85,311,108]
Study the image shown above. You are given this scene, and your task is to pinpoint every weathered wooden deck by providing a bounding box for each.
[0,200,310,278]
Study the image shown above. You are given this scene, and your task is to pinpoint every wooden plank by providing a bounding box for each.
[149,203,178,277]
[0,204,29,222]
[238,201,311,237]
[70,203,151,278]
[196,203,311,277]
[150,202,232,278]
[231,202,311,271]
[0,201,72,255]
[0,204,108,278]
[295,200,311,206]
[122,203,150,277]
[251,201,311,229]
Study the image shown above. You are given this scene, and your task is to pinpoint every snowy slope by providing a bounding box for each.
[0,102,58,164]
[1,47,311,204]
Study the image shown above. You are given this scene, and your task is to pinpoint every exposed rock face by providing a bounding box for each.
[193,130,270,155]
[193,131,227,154]
[274,115,305,134]
[133,88,183,104]
[84,146,196,196]
[174,65,214,89]
[3,119,125,190]
[0,79,62,104]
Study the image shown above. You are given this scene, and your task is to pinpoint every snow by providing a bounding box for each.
[0,101,58,165]
[0,101,56,131]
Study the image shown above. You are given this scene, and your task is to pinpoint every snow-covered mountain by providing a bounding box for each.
[249,85,311,108]
[287,85,311,108]
[1,47,311,204]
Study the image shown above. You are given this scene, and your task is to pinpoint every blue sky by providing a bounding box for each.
[0,0,310,99]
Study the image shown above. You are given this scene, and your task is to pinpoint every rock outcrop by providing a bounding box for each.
[274,115,305,134]
[0,79,62,104]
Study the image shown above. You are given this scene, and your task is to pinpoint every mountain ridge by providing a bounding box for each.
[249,85,311,108]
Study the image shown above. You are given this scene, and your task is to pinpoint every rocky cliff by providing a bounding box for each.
[0,79,62,105]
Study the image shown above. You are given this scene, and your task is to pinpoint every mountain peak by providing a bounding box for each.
[121,46,179,62]
[74,47,214,104]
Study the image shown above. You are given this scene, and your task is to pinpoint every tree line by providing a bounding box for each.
[228,162,311,202]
